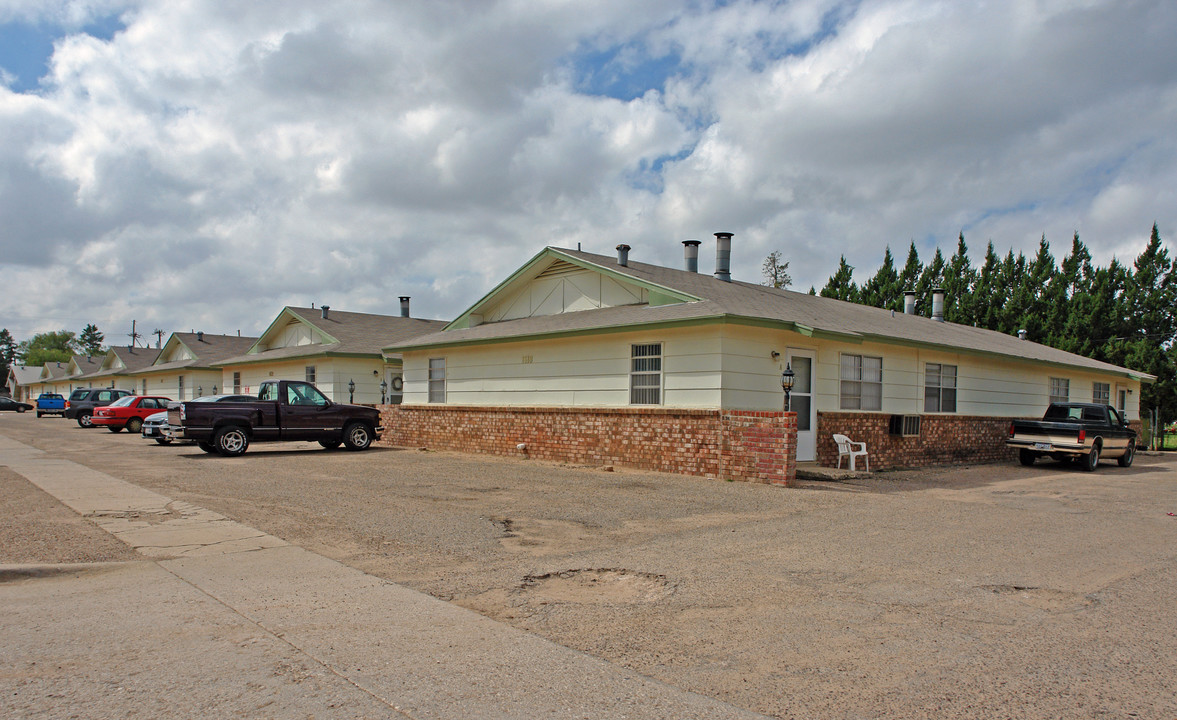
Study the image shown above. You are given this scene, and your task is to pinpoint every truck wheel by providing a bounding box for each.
[197,441,216,453]
[1081,442,1101,472]
[1018,449,1036,466]
[214,426,249,457]
[319,439,342,450]
[1118,441,1135,468]
[126,417,144,433]
[342,422,373,451]
[155,437,173,445]
[77,412,93,428]
[108,426,122,433]
[36,411,43,418]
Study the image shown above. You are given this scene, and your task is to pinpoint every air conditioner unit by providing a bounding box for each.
[888,414,921,437]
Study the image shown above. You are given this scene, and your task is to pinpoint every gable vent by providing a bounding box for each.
[536,260,583,280]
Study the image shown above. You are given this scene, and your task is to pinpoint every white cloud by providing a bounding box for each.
[1,0,1175,341]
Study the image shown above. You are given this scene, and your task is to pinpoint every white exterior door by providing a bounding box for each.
[786,349,816,462]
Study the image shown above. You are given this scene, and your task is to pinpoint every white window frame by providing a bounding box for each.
[178,375,185,400]
[924,363,957,413]
[233,372,241,394]
[428,358,446,403]
[840,354,882,411]
[1092,382,1110,405]
[630,343,663,405]
[1049,377,1069,404]
[305,365,316,385]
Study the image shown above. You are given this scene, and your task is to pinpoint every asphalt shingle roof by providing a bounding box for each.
[391,247,1153,381]
[139,333,259,373]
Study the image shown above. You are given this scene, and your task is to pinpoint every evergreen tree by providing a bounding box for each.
[1124,224,1177,418]
[942,233,976,324]
[0,329,17,384]
[971,242,1004,331]
[859,246,902,310]
[79,324,105,356]
[761,251,792,289]
[915,247,946,318]
[820,256,859,302]
[897,242,922,298]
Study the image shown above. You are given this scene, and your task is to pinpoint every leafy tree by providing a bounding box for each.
[819,256,859,302]
[17,330,77,367]
[761,251,792,289]
[79,324,105,356]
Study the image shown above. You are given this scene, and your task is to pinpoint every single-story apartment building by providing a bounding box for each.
[83,346,164,391]
[6,365,43,402]
[130,332,258,400]
[383,236,1152,483]
[216,304,447,405]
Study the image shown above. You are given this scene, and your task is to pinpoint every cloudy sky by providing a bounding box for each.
[2,0,1175,344]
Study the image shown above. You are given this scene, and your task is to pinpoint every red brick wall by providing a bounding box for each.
[379,405,798,486]
[816,412,1018,470]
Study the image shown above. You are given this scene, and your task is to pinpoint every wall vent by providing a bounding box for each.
[536,259,582,279]
[888,414,921,437]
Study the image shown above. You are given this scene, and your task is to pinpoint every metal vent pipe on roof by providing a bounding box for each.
[682,240,701,272]
[714,232,733,282]
[197,331,204,342]
[399,296,411,318]
[904,290,916,315]
[1018,329,1027,340]
[616,244,631,267]
[321,305,330,320]
[932,288,945,322]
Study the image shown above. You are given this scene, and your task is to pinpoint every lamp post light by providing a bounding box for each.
[212,385,217,395]
[380,379,388,404]
[348,378,355,404]
[197,386,203,398]
[781,363,795,412]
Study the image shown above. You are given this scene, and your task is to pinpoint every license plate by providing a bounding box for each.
[1033,442,1052,451]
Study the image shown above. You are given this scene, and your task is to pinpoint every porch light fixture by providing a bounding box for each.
[781,363,795,412]
[197,386,203,397]
[380,379,388,404]
[348,378,355,403]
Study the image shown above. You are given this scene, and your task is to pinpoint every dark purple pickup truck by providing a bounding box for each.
[166,379,382,457]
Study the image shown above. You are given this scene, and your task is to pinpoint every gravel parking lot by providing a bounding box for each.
[3,412,1176,719]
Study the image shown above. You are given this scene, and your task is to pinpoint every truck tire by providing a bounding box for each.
[197,441,216,453]
[155,437,173,445]
[319,439,342,450]
[1081,442,1101,472]
[77,412,93,428]
[1118,441,1135,468]
[342,422,373,451]
[1018,449,1036,466]
[36,411,43,418]
[126,417,144,433]
[214,425,249,457]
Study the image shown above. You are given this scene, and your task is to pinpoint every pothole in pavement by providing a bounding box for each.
[518,568,677,605]
[977,584,1098,612]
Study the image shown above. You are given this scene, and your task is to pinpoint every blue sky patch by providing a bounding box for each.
[0,14,125,92]
[568,43,684,101]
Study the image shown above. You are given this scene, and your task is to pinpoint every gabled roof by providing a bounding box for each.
[8,365,43,386]
[388,247,1154,382]
[133,332,259,374]
[41,362,70,380]
[217,306,447,366]
[89,346,163,379]
[66,354,105,380]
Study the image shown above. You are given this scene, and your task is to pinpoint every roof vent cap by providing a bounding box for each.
[616,244,631,267]
[321,305,330,320]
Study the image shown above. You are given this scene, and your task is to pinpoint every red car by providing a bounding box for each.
[92,396,174,433]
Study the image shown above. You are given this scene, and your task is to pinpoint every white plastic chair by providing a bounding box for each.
[832,433,869,472]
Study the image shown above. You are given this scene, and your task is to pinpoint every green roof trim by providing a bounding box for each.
[247,307,341,354]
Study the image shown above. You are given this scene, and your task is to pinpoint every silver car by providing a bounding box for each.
[141,394,255,445]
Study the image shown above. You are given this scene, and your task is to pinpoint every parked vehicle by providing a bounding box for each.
[36,393,66,417]
[142,394,256,445]
[0,396,34,413]
[92,395,174,433]
[65,388,133,427]
[166,380,382,457]
[1006,402,1136,471]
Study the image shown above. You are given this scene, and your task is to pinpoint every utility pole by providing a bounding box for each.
[152,328,165,348]
[127,320,143,348]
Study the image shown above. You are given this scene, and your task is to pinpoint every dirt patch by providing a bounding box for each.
[518,568,677,605]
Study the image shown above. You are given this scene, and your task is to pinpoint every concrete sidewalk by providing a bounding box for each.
[0,435,768,719]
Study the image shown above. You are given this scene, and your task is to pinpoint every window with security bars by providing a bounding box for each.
[924,363,957,413]
[1049,377,1069,404]
[630,343,662,405]
[1092,382,1110,405]
[428,358,446,403]
[840,354,882,411]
